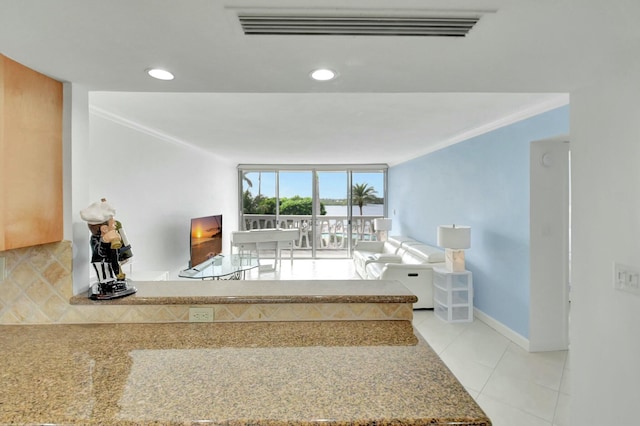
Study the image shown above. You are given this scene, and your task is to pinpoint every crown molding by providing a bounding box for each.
[390,94,570,166]
[89,105,230,162]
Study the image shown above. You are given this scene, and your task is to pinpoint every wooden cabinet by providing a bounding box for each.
[0,54,63,251]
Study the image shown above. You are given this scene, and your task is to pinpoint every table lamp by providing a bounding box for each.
[437,225,471,272]
[374,218,392,242]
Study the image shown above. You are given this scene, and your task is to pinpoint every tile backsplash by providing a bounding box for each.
[0,241,191,324]
[1,241,73,323]
[0,241,412,324]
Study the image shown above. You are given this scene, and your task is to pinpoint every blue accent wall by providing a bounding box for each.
[388,106,569,338]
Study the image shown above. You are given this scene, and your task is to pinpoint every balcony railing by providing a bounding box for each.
[242,214,382,250]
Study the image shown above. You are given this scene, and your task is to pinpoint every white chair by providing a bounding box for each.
[298,220,310,248]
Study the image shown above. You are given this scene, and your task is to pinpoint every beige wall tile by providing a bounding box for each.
[1,241,414,325]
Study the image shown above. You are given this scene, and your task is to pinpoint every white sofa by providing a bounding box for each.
[353,236,446,309]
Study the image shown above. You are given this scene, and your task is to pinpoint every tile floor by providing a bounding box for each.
[412,311,570,426]
[246,258,571,426]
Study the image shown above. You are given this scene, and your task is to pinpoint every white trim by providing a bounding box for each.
[89,105,230,162]
[390,94,570,166]
[473,307,530,351]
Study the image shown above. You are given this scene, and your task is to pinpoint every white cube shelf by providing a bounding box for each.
[433,267,473,323]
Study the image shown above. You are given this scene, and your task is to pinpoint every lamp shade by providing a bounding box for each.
[437,225,471,249]
[374,218,393,231]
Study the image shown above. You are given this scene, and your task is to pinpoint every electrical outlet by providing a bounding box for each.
[189,307,214,322]
[613,263,640,296]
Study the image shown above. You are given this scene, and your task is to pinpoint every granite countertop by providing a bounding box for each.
[0,321,491,425]
[69,279,419,305]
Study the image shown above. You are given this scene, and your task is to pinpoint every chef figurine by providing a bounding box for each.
[80,198,136,299]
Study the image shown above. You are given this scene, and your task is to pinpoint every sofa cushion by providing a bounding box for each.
[382,240,402,255]
[354,250,380,261]
[401,248,428,265]
[372,253,403,262]
[405,244,445,263]
[387,236,418,247]
[365,261,386,279]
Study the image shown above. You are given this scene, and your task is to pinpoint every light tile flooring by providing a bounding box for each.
[413,311,570,426]
[246,258,571,426]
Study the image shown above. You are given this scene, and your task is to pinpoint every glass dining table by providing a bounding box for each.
[178,254,259,280]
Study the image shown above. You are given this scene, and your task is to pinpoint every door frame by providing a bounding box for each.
[529,135,571,351]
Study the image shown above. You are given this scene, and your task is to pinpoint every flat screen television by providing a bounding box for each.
[189,214,222,268]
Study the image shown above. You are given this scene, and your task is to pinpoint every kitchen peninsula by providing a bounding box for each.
[1,241,491,425]
[69,280,418,323]
[1,320,492,425]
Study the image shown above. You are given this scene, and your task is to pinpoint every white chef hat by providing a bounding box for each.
[80,198,116,225]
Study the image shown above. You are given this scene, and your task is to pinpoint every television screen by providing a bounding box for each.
[190,214,222,268]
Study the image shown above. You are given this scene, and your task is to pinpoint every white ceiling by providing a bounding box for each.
[2,0,638,165]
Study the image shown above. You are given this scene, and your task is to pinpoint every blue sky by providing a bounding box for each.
[243,171,384,199]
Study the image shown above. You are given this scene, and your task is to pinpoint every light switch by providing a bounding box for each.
[614,262,640,296]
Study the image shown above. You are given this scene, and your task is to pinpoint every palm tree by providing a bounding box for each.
[352,183,378,215]
[242,172,253,189]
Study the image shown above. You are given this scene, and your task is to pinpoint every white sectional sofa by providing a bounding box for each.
[353,236,446,309]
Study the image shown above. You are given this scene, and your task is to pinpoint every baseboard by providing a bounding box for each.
[473,307,530,351]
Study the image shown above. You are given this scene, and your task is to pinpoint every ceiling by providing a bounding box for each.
[1,0,638,165]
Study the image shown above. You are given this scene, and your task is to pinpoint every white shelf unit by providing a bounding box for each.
[433,267,473,323]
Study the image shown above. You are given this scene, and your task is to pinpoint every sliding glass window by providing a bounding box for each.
[238,165,387,259]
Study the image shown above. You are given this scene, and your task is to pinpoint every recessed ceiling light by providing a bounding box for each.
[146,68,174,81]
[310,68,337,81]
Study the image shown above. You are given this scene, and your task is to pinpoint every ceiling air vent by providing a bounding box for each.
[238,13,481,37]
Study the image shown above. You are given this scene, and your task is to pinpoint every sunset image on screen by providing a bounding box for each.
[190,215,222,267]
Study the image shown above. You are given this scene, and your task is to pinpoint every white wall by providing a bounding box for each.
[529,137,570,352]
[63,66,640,424]
[76,112,237,286]
[67,84,92,295]
[570,63,640,423]
[388,107,570,340]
